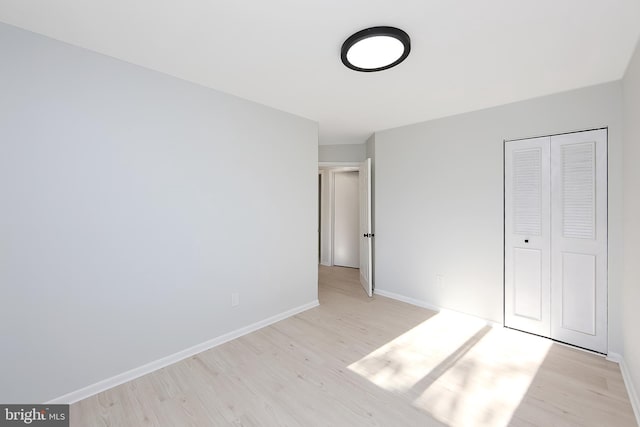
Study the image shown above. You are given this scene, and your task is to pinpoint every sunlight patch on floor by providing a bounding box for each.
[414,327,551,426]
[348,311,552,427]
[348,311,487,392]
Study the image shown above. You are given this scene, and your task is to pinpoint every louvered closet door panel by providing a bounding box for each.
[504,137,551,337]
[550,129,607,353]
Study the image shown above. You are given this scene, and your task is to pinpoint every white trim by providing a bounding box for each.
[606,352,623,363]
[318,169,325,265]
[318,161,360,168]
[46,300,320,404]
[607,352,640,425]
[330,169,335,266]
[374,288,501,328]
[375,288,440,312]
[318,163,363,267]
[504,126,609,144]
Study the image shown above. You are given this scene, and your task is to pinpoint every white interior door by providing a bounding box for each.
[333,171,360,268]
[359,158,372,297]
[550,129,607,353]
[505,137,551,337]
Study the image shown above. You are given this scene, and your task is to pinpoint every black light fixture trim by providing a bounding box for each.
[341,26,411,72]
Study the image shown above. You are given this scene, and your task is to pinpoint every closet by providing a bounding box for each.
[504,128,607,353]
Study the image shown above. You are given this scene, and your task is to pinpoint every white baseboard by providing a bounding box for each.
[607,352,640,425]
[375,288,441,312]
[47,300,320,404]
[605,352,622,364]
[374,288,502,328]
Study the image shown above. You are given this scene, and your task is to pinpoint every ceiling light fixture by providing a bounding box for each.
[341,26,411,72]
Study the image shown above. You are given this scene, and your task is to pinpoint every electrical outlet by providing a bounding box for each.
[231,292,239,307]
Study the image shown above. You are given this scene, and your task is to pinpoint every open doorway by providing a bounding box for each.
[318,160,373,297]
[334,170,359,268]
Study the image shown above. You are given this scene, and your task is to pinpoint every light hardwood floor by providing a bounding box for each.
[71,266,637,426]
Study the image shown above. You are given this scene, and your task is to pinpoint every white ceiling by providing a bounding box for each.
[1,0,639,145]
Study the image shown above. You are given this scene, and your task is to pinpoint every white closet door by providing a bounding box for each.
[505,137,551,337]
[550,129,607,353]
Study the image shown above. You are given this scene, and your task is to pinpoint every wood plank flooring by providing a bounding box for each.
[71,266,637,426]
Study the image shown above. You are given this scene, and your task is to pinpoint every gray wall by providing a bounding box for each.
[375,82,624,354]
[623,37,640,409]
[0,23,318,403]
[319,143,366,162]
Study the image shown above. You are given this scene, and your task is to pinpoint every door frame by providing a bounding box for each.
[319,162,360,267]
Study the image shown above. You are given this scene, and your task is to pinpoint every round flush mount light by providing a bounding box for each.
[341,26,411,72]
